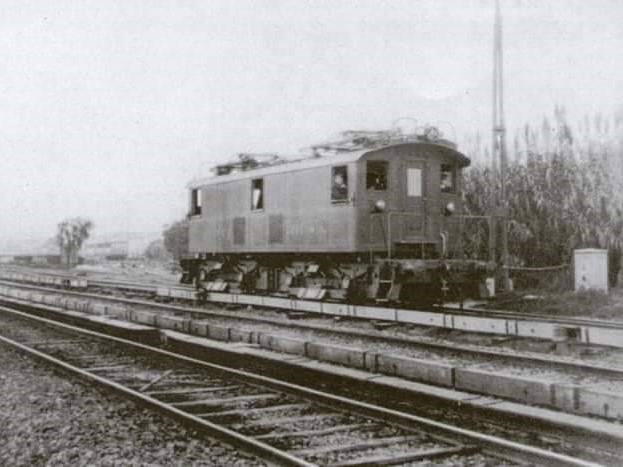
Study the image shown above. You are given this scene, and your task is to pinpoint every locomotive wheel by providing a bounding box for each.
[346,278,368,305]
[398,283,437,306]
[240,271,257,293]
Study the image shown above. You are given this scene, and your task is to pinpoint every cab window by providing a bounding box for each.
[440,164,455,193]
[331,166,348,202]
[251,178,264,210]
[190,188,202,216]
[407,168,422,197]
[366,161,387,190]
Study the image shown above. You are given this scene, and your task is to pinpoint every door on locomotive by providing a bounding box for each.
[401,159,427,241]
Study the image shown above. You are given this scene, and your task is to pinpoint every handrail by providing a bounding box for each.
[368,213,492,261]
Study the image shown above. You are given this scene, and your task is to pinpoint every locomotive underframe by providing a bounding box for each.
[181,252,492,305]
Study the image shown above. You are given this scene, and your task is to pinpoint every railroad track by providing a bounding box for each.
[4,277,623,460]
[77,278,623,331]
[0,304,599,466]
[3,266,623,335]
[2,279,623,379]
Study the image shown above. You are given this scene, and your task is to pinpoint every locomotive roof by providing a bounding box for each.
[188,142,470,189]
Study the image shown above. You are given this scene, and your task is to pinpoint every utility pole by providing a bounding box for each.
[493,0,510,291]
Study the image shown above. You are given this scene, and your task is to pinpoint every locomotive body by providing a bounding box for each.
[183,138,491,303]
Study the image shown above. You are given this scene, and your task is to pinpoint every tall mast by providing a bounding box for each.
[493,0,509,290]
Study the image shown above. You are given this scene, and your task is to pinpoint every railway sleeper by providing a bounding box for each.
[331,445,480,467]
[290,434,435,457]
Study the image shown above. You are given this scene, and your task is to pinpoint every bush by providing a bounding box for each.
[463,109,623,289]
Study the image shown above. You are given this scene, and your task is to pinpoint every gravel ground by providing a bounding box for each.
[0,342,267,467]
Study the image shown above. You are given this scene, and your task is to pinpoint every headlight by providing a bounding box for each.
[445,201,456,216]
[374,199,386,212]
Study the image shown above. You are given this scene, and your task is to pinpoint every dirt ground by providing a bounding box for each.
[74,260,180,285]
[485,287,623,321]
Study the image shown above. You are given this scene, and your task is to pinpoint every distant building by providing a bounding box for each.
[0,254,62,266]
[0,231,160,264]
[0,237,62,266]
[82,241,128,260]
[82,232,159,261]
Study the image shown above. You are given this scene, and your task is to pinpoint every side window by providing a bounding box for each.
[190,188,202,216]
[251,178,264,210]
[331,166,348,202]
[366,161,388,190]
[440,164,455,193]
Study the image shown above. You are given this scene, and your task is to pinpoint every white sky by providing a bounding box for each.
[0,0,622,244]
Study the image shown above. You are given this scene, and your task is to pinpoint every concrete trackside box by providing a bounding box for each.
[574,248,608,293]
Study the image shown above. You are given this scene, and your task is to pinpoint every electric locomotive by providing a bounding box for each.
[181,130,492,304]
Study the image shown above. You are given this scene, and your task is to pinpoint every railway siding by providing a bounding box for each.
[3,306,563,467]
[203,290,623,348]
[3,283,623,424]
[4,268,623,349]
[163,329,623,451]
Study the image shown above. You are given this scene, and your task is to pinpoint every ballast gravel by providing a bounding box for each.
[0,342,267,466]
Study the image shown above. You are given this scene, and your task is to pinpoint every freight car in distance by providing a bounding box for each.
[181,132,493,305]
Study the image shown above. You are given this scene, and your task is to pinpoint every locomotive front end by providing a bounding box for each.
[355,141,493,303]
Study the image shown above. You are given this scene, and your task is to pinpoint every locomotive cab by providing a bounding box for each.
[357,143,469,261]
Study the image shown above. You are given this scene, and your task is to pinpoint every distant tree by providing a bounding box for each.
[56,217,93,268]
[163,219,189,261]
[144,239,169,261]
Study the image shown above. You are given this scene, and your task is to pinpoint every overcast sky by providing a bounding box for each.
[1,0,621,245]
